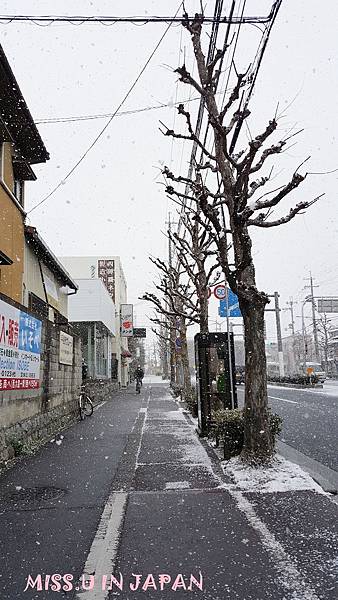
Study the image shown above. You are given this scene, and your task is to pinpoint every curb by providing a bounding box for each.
[277,440,338,497]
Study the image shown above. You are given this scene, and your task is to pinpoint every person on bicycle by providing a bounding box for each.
[134,365,144,387]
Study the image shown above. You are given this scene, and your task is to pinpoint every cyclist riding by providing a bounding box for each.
[134,365,144,392]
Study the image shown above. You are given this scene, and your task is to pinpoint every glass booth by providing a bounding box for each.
[194,332,237,436]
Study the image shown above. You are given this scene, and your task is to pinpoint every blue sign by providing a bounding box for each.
[19,312,42,354]
[219,290,242,318]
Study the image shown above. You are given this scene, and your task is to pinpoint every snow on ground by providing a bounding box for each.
[223,455,326,494]
[268,383,338,397]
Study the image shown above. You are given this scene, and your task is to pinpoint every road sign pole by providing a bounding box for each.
[225,286,235,409]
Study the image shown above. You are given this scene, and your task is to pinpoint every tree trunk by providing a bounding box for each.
[180,321,193,401]
[240,298,273,463]
[198,288,209,334]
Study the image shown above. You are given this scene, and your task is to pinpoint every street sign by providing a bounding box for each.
[133,328,146,338]
[317,298,338,313]
[219,290,242,317]
[207,287,212,299]
[214,284,226,300]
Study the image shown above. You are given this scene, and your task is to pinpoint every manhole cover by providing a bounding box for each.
[0,486,66,507]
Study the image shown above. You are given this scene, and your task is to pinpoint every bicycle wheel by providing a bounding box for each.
[82,394,93,417]
[79,396,85,420]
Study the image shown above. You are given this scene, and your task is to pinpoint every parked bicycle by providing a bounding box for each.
[78,386,93,419]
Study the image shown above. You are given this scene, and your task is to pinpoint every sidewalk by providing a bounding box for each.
[0,381,337,600]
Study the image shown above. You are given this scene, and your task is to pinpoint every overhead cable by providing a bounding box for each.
[28,3,183,214]
[0,9,280,26]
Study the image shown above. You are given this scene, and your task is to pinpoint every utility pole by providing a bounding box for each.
[304,272,320,361]
[285,298,295,335]
[266,292,285,376]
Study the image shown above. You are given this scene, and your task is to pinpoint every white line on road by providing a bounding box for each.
[268,395,298,405]
[232,490,320,600]
[76,491,128,600]
[94,401,107,411]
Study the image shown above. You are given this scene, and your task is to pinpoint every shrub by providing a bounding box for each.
[186,390,198,417]
[209,408,283,460]
[6,436,25,457]
[170,383,183,398]
[268,374,319,385]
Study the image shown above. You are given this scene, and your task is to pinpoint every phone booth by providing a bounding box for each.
[194,332,237,436]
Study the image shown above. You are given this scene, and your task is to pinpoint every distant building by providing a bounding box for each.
[327,326,338,376]
[60,256,130,386]
[67,279,115,380]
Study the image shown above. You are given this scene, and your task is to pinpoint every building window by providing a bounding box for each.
[13,179,24,205]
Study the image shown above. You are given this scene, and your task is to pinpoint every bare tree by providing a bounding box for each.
[163,13,323,463]
[142,259,195,400]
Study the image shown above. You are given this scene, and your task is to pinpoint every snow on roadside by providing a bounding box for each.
[223,455,326,494]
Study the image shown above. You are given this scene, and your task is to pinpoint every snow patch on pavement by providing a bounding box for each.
[165,481,191,489]
[224,455,326,494]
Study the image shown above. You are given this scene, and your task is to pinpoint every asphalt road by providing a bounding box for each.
[238,380,338,473]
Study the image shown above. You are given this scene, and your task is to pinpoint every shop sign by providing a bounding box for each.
[59,331,73,365]
[0,298,42,391]
[121,304,133,337]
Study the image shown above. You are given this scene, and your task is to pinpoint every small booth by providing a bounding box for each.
[194,332,237,436]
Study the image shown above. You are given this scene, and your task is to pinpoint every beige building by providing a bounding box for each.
[0,45,49,304]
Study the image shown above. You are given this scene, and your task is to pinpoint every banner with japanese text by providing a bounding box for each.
[0,298,42,391]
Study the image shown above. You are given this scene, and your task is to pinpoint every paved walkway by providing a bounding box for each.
[0,380,337,599]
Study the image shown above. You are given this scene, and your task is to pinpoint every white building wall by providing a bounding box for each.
[67,279,115,335]
[60,256,129,386]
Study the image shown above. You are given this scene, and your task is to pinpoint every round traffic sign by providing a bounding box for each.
[214,284,226,300]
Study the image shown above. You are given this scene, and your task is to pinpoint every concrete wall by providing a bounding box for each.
[0,294,82,464]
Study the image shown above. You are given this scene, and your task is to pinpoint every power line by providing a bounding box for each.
[28,3,183,215]
[0,10,279,26]
[35,92,227,125]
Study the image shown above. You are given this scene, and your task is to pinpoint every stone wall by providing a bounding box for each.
[82,378,119,404]
[0,294,82,464]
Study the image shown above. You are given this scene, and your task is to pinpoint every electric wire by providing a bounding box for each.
[28,2,183,215]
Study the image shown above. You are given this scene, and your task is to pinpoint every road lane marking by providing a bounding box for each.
[76,491,128,599]
[268,395,298,405]
[231,490,320,600]
[94,401,107,411]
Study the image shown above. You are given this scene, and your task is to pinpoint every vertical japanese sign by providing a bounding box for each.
[59,331,73,366]
[0,298,42,391]
[98,259,115,301]
[120,304,133,337]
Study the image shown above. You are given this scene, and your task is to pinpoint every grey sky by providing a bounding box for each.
[2,0,337,341]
